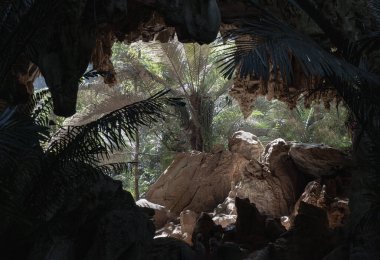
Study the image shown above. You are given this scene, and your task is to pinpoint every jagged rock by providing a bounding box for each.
[264,218,287,241]
[21,175,155,260]
[280,216,291,230]
[180,210,197,234]
[292,181,350,229]
[253,202,341,260]
[1,0,222,116]
[154,210,198,246]
[233,197,269,251]
[262,138,291,170]
[235,158,300,217]
[147,237,197,260]
[136,199,170,229]
[145,151,248,215]
[214,181,237,216]
[289,143,351,177]
[328,199,349,229]
[228,131,264,161]
[213,214,237,228]
[192,213,224,254]
[180,210,198,245]
[233,139,303,217]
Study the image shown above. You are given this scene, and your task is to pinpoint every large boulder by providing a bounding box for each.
[21,175,155,260]
[289,143,351,177]
[228,131,264,161]
[145,151,248,215]
[235,140,302,217]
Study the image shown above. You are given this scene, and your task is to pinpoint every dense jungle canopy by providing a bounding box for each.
[1,0,380,259]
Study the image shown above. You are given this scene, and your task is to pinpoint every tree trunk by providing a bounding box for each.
[188,93,214,152]
[134,129,140,200]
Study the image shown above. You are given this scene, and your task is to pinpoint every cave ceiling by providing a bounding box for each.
[0,0,372,117]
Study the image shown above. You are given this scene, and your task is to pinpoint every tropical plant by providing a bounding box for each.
[147,41,233,152]
[0,87,181,227]
[218,1,380,258]
[88,41,233,196]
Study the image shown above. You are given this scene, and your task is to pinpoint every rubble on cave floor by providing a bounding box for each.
[141,130,352,259]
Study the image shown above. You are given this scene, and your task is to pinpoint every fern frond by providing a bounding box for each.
[0,107,49,169]
[30,89,53,126]
[46,89,183,166]
[97,162,135,177]
[218,8,380,88]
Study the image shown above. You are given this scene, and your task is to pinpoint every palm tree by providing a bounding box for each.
[110,41,233,152]
[137,40,232,151]
[218,1,380,258]
[0,88,182,257]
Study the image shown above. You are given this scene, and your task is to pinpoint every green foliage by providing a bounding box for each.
[213,96,351,149]
[253,97,351,148]
[76,39,352,196]
[0,88,178,217]
[47,89,180,166]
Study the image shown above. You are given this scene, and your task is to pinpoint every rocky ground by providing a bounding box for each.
[141,130,352,259]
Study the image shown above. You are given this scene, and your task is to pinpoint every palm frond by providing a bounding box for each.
[30,89,53,126]
[97,162,136,177]
[0,107,49,169]
[81,68,110,81]
[218,8,380,88]
[0,106,48,225]
[150,42,189,90]
[368,0,380,27]
[46,89,183,166]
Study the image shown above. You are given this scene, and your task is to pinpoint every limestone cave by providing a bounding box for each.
[1,0,380,259]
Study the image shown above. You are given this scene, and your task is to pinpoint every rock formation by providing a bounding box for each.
[145,150,248,215]
[234,138,303,217]
[2,173,155,260]
[291,181,350,229]
[136,199,170,229]
[289,143,352,177]
[0,0,222,116]
[146,131,353,259]
[146,132,352,219]
[228,130,264,161]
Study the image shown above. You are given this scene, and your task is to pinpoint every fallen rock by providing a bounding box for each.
[228,131,264,161]
[289,143,351,177]
[213,214,237,228]
[292,181,350,229]
[214,181,237,216]
[235,159,299,217]
[136,199,170,229]
[180,210,198,245]
[192,213,224,253]
[234,139,304,217]
[145,151,248,215]
[262,138,291,170]
[24,174,155,260]
[252,202,341,260]
[234,197,269,251]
